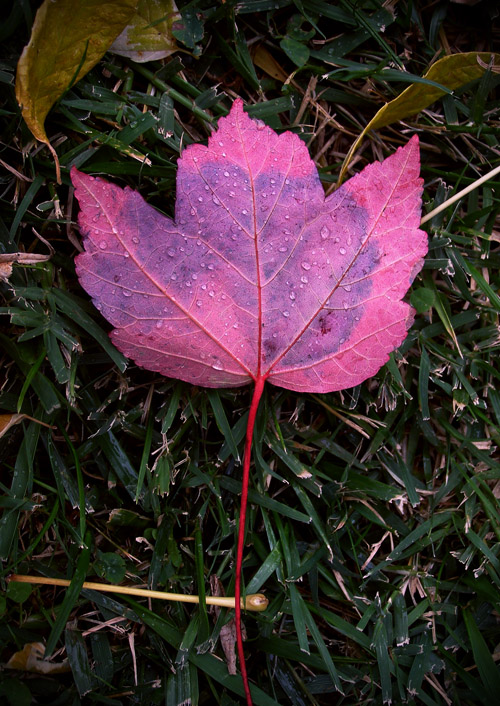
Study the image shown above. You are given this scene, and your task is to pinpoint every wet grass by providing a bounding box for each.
[1,1,500,704]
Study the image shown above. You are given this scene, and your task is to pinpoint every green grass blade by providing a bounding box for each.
[45,532,92,657]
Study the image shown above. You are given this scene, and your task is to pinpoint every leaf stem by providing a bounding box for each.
[235,375,267,706]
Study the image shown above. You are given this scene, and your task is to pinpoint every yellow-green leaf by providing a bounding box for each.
[339,52,500,184]
[15,0,138,180]
[110,0,180,63]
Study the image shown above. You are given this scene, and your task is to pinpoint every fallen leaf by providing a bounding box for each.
[72,100,426,393]
[110,0,180,63]
[0,413,54,439]
[0,414,27,438]
[339,51,500,182]
[252,44,291,84]
[0,252,51,282]
[15,0,138,181]
[72,99,426,705]
[5,642,70,674]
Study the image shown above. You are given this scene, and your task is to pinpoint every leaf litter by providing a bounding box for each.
[15,0,137,181]
[72,98,426,705]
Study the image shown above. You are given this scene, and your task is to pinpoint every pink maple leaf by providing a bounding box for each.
[71,98,427,705]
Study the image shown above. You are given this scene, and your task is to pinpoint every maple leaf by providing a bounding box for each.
[72,100,426,394]
[71,99,427,705]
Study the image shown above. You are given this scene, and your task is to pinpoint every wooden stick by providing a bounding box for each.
[9,574,268,612]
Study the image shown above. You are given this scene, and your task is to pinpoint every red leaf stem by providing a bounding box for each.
[235,373,267,706]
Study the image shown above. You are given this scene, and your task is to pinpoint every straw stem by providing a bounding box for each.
[9,574,268,612]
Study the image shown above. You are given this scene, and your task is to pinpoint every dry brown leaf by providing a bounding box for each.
[0,252,51,282]
[209,575,244,675]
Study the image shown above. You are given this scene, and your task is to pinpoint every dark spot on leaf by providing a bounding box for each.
[319,316,331,335]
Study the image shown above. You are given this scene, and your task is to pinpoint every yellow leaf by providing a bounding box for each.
[110,0,180,63]
[0,413,55,439]
[338,52,500,184]
[0,414,26,438]
[5,642,70,674]
[252,45,290,84]
[15,0,138,182]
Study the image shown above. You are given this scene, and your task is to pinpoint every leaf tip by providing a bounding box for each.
[230,97,246,115]
[401,133,420,160]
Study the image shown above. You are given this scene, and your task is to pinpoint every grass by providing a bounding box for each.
[1,0,500,704]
